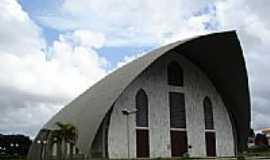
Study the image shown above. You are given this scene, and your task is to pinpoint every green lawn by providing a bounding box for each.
[244,147,270,156]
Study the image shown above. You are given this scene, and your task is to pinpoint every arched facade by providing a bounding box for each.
[28,31,250,160]
[108,53,235,158]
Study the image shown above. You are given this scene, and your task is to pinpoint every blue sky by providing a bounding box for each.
[19,0,156,69]
[18,0,217,69]
[0,0,270,137]
[19,0,60,42]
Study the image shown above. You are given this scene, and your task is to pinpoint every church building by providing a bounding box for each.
[28,31,250,159]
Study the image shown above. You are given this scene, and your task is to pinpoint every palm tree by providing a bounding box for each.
[50,122,78,160]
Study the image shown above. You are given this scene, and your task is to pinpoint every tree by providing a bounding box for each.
[0,134,32,156]
[50,122,78,160]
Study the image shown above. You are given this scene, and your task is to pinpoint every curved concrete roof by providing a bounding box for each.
[34,31,250,156]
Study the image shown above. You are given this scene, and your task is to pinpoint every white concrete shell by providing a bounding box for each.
[28,31,250,159]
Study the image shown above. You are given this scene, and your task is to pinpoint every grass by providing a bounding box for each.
[240,147,270,159]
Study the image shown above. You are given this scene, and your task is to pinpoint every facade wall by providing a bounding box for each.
[108,52,235,158]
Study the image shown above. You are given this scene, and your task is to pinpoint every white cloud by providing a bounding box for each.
[160,13,215,45]
[69,30,106,49]
[0,0,45,55]
[38,0,215,47]
[0,29,108,101]
[0,0,108,137]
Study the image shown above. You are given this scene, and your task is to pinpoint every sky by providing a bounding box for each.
[0,0,269,138]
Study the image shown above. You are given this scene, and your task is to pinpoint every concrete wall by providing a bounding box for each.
[108,52,235,158]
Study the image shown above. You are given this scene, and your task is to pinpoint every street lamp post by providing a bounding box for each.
[121,108,137,159]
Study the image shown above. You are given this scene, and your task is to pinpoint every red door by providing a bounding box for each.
[171,131,187,157]
[136,129,150,158]
[205,132,216,157]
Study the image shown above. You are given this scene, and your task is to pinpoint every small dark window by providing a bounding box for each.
[171,131,188,156]
[204,97,214,130]
[205,132,216,156]
[167,61,183,86]
[136,130,150,158]
[169,92,186,128]
[136,89,148,127]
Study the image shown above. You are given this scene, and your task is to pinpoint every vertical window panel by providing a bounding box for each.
[204,97,214,130]
[169,92,186,128]
[136,89,148,127]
